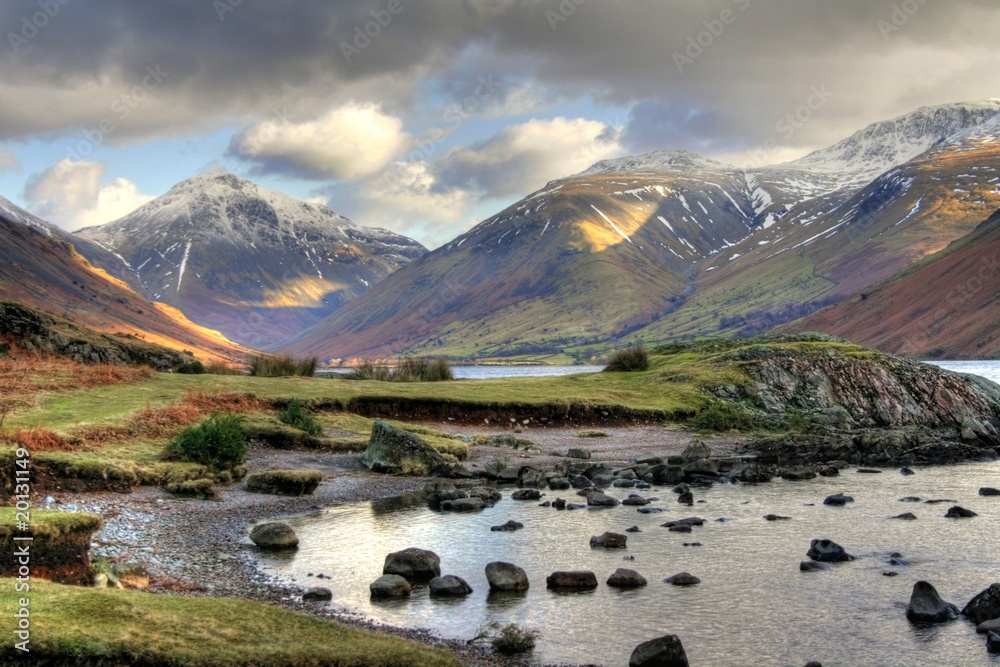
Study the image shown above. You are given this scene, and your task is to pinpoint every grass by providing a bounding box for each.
[0,508,101,543]
[348,357,454,382]
[0,579,461,666]
[278,399,323,435]
[248,354,318,378]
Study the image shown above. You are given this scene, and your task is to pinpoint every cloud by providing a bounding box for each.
[0,151,21,172]
[230,103,409,180]
[439,117,623,197]
[24,159,153,231]
[358,161,477,246]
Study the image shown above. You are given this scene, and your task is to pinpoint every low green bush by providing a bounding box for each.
[603,343,650,372]
[472,621,540,655]
[278,399,323,436]
[166,414,247,470]
[692,400,753,432]
[175,359,205,374]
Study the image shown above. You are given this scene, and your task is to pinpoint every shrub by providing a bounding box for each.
[472,621,539,655]
[692,400,753,432]
[248,354,318,377]
[348,357,453,382]
[278,399,323,436]
[166,414,247,470]
[175,359,205,374]
[603,343,649,372]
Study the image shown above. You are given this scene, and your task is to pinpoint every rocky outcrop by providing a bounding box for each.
[382,547,440,583]
[629,634,689,667]
[726,340,1000,466]
[906,581,959,622]
[362,421,447,475]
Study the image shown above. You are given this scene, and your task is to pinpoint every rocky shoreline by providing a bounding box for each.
[54,425,734,667]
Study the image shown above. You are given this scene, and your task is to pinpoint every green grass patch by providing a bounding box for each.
[0,508,101,543]
[0,579,461,666]
[348,357,454,382]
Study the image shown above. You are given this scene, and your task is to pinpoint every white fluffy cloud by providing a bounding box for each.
[231,103,410,180]
[440,117,623,198]
[24,159,153,231]
[359,160,477,246]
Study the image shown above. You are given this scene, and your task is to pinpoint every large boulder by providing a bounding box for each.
[370,574,411,599]
[962,583,1000,624]
[629,634,689,667]
[680,439,711,462]
[249,522,298,549]
[362,421,447,475]
[382,547,441,583]
[485,561,529,591]
[607,568,647,588]
[906,581,959,623]
[587,491,620,507]
[546,571,598,590]
[806,539,854,562]
[429,575,473,597]
[518,467,547,488]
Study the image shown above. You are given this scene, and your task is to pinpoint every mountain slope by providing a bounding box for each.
[0,197,244,362]
[76,173,426,349]
[283,100,1000,362]
[783,209,1000,359]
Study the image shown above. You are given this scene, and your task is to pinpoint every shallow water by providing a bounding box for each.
[256,462,1000,666]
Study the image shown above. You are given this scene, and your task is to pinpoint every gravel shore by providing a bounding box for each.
[55,423,740,667]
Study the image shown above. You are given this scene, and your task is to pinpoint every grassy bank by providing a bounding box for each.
[0,579,461,666]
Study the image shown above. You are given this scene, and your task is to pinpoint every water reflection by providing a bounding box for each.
[258,461,1000,666]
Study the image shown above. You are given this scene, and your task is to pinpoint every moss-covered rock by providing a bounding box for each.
[362,421,448,475]
[245,469,322,496]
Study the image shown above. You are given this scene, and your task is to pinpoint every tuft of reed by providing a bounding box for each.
[603,343,650,372]
[247,354,318,377]
[348,357,453,382]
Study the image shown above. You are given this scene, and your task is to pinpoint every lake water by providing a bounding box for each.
[256,462,1000,666]
[927,360,1000,385]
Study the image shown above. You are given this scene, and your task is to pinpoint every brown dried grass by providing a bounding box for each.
[9,428,77,452]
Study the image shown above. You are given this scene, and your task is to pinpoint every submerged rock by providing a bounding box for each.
[823,493,854,506]
[906,580,959,623]
[891,512,918,520]
[590,532,628,549]
[607,568,647,588]
[962,583,1000,624]
[429,575,473,597]
[370,574,411,599]
[664,572,701,586]
[807,539,854,562]
[945,505,977,518]
[629,634,689,667]
[490,520,524,532]
[546,571,598,590]
[587,491,620,507]
[980,487,1000,496]
[485,561,529,591]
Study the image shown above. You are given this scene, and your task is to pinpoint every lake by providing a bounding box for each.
[255,462,1000,666]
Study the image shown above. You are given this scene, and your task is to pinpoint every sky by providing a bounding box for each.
[1,0,998,248]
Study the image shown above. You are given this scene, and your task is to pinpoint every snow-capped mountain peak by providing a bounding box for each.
[578,150,734,177]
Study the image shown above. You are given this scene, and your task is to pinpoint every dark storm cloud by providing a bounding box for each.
[2,0,998,155]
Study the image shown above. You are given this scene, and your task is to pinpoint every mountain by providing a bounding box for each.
[281,101,1000,362]
[0,196,244,362]
[783,209,1000,359]
[76,173,426,349]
